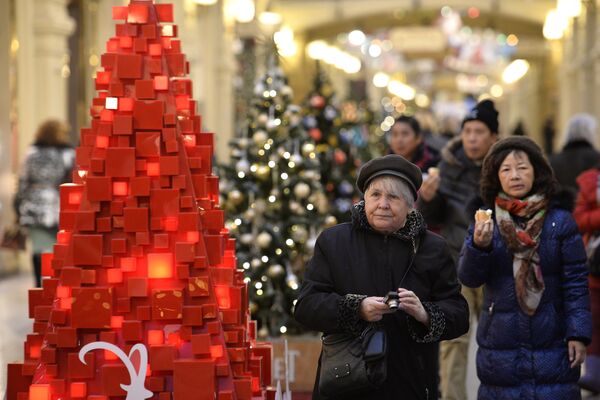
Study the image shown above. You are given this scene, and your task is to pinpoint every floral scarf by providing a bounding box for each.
[495,192,548,316]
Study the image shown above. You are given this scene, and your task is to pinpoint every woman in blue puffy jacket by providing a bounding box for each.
[458,137,592,399]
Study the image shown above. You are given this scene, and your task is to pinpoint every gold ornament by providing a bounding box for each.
[324,215,338,228]
[293,182,311,199]
[255,165,270,180]
[267,264,285,278]
[228,190,244,206]
[291,226,308,244]
[257,231,273,248]
[253,130,269,146]
[301,143,315,156]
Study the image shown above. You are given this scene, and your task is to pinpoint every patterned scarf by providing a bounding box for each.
[495,192,548,316]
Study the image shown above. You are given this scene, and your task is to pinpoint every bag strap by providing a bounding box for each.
[397,234,421,287]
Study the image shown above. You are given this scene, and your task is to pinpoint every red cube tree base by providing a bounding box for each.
[6,2,273,400]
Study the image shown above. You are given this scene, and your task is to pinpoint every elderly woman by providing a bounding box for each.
[295,154,469,400]
[458,137,591,399]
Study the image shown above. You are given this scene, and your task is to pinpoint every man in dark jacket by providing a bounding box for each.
[295,154,469,399]
[417,100,499,400]
[549,113,600,200]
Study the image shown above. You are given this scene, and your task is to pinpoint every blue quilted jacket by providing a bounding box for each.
[458,207,592,400]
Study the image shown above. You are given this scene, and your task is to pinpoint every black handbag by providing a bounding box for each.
[318,325,387,397]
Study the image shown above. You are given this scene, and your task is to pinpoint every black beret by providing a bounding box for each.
[356,154,423,199]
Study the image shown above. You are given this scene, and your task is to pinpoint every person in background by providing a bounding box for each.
[418,99,499,400]
[573,165,600,393]
[550,113,600,199]
[295,154,469,399]
[388,115,440,173]
[459,137,591,399]
[14,120,75,287]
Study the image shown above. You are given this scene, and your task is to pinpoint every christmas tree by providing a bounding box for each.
[6,2,272,400]
[302,64,360,224]
[219,53,329,338]
[339,100,379,165]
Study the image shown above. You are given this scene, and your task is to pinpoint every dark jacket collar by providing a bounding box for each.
[351,200,426,241]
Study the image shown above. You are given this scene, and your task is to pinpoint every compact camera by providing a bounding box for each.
[383,291,399,310]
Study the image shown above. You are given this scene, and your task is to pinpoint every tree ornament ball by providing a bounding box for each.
[291,225,308,243]
[310,95,326,109]
[325,215,338,228]
[289,201,302,214]
[258,326,269,338]
[257,113,269,125]
[243,208,255,220]
[257,231,273,248]
[251,258,262,269]
[334,148,347,165]
[254,199,268,213]
[309,128,322,142]
[267,264,285,278]
[236,158,250,173]
[293,182,311,199]
[228,189,244,205]
[301,142,315,156]
[290,153,303,166]
[253,130,269,146]
[255,165,271,180]
[239,233,254,245]
[249,301,258,314]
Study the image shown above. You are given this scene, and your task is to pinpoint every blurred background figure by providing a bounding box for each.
[13,120,74,287]
[388,115,440,173]
[550,113,600,200]
[543,117,557,156]
[574,165,600,393]
[511,120,527,136]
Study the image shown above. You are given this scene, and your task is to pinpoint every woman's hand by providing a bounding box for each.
[359,297,395,322]
[419,175,440,202]
[568,340,586,368]
[474,219,494,248]
[397,289,430,328]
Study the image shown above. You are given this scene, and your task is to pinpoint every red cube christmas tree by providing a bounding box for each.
[6,2,272,399]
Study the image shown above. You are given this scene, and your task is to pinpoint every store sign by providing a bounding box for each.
[389,27,447,53]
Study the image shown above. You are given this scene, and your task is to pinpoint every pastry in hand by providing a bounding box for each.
[475,209,493,222]
[427,167,439,178]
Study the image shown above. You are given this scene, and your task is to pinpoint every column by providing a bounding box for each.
[16,0,75,160]
[0,0,13,227]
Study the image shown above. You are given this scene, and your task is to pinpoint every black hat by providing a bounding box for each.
[356,154,423,199]
[462,99,499,134]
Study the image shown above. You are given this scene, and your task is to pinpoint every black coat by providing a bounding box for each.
[549,140,600,197]
[294,208,469,400]
[417,137,482,262]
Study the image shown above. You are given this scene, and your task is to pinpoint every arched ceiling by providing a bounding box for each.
[270,0,555,40]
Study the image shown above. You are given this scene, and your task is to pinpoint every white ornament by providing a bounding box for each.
[253,130,269,146]
[293,182,311,199]
[79,342,152,400]
[257,231,273,248]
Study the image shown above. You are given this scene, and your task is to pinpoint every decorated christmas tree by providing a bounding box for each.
[302,65,360,223]
[6,2,272,400]
[219,52,329,338]
[339,100,378,165]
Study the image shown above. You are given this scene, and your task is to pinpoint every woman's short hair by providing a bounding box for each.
[480,137,558,205]
[394,115,421,136]
[34,120,71,147]
[562,113,597,148]
[365,175,415,209]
